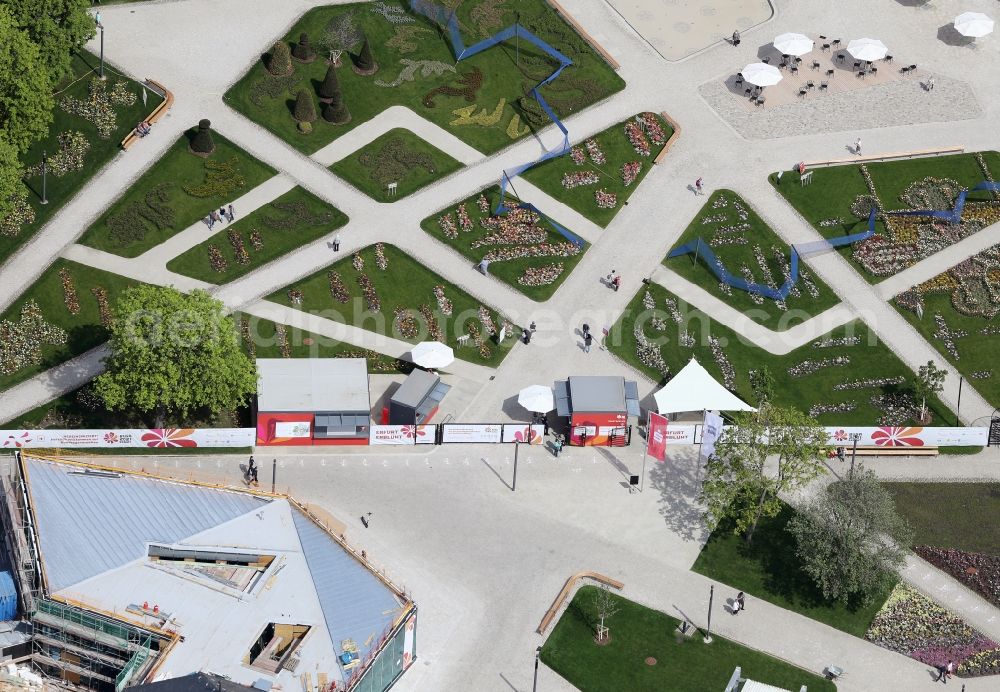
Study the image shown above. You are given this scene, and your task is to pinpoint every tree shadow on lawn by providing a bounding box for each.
[714,505,875,615]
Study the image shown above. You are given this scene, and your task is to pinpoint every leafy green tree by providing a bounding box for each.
[0,7,54,154]
[913,360,947,422]
[95,285,257,427]
[268,41,292,76]
[0,137,24,221]
[4,0,95,83]
[356,36,377,73]
[788,468,911,604]
[701,403,828,544]
[293,89,317,123]
[749,366,775,408]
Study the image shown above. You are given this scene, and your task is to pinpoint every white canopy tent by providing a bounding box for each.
[653,358,756,414]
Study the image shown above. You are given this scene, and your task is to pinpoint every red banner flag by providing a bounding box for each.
[647,412,669,462]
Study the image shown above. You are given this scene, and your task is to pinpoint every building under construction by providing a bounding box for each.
[0,454,416,692]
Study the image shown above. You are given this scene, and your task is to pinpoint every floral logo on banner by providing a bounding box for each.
[871,426,925,447]
[141,429,199,448]
[2,432,32,448]
[399,426,417,439]
[103,432,119,444]
[513,427,541,445]
[833,429,848,442]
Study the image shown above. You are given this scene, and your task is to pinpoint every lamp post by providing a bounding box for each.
[704,584,714,643]
[957,376,964,425]
[40,150,48,205]
[512,440,519,492]
[848,432,862,478]
[99,23,106,80]
[271,458,276,493]
[532,646,540,692]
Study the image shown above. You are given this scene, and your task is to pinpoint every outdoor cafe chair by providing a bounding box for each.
[826,69,835,78]
[884,55,893,63]
[832,38,842,48]
[790,65,799,75]
[853,61,861,71]
[811,60,821,70]
[755,96,765,108]
[819,81,828,91]
[798,88,808,98]
[821,43,831,52]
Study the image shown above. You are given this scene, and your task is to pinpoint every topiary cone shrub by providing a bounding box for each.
[268,41,293,76]
[292,32,316,63]
[322,100,351,125]
[190,119,216,156]
[293,89,317,124]
[318,65,341,103]
[353,36,379,76]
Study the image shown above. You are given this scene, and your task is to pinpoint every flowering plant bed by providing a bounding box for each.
[605,282,954,425]
[330,128,463,201]
[665,190,840,330]
[167,186,347,285]
[520,112,673,227]
[266,243,516,367]
[420,186,588,301]
[915,546,1000,611]
[224,2,624,157]
[0,260,143,393]
[771,151,1000,284]
[865,583,1000,676]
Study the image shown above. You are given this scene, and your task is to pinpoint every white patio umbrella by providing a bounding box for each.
[741,62,783,87]
[773,32,814,56]
[846,38,889,62]
[517,385,554,413]
[410,341,454,369]
[954,12,994,38]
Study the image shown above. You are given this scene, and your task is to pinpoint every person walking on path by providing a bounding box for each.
[854,138,862,156]
[737,591,745,612]
[219,207,229,223]
[584,332,593,353]
[935,659,953,683]
[695,177,704,195]
[228,203,235,221]
[732,30,741,47]
[478,258,490,275]
[552,434,563,458]
[926,76,935,91]
[246,456,257,485]
[332,234,341,252]
[211,209,222,225]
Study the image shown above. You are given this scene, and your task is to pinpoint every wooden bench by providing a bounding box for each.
[653,110,682,165]
[802,146,964,169]
[829,445,939,458]
[537,571,624,634]
[121,79,174,151]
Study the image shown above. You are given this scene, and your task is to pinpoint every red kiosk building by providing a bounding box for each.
[554,375,640,446]
[255,358,371,446]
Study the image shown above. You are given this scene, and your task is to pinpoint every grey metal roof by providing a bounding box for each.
[26,459,266,592]
[134,673,258,692]
[390,370,440,409]
[568,376,627,413]
[291,509,402,663]
[257,358,370,413]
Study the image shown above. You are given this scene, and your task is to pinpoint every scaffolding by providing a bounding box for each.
[0,453,164,691]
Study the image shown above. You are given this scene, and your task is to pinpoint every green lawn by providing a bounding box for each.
[419,185,587,301]
[884,483,1000,554]
[267,243,516,367]
[542,586,836,692]
[236,314,413,374]
[771,152,1000,282]
[0,260,142,393]
[521,114,674,228]
[223,0,624,155]
[692,505,894,638]
[79,129,276,257]
[606,282,953,425]
[330,128,462,200]
[895,289,1000,411]
[519,112,671,227]
[665,189,841,330]
[4,52,161,259]
[166,187,347,284]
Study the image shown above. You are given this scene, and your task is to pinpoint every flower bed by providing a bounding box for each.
[328,270,349,303]
[208,245,228,273]
[709,336,736,389]
[562,171,600,189]
[787,356,850,378]
[624,121,650,157]
[91,287,114,328]
[59,268,80,316]
[393,307,419,338]
[249,229,265,251]
[518,263,564,286]
[635,324,669,377]
[915,547,1000,611]
[620,161,641,187]
[865,583,1000,676]
[433,285,453,315]
[375,242,389,270]
[595,189,617,209]
[228,229,251,265]
[357,272,380,312]
[0,301,68,376]
[287,289,303,306]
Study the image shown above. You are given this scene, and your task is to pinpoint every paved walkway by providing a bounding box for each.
[652,265,856,354]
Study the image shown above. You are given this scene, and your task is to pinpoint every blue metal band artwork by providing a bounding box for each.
[408,0,585,247]
[670,179,1000,300]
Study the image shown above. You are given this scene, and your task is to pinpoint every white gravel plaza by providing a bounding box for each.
[3,0,1000,690]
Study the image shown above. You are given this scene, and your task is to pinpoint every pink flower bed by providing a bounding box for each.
[637,112,667,145]
[595,189,617,209]
[562,171,600,189]
[624,121,651,157]
[916,546,1000,610]
[620,161,642,187]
